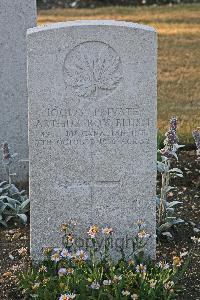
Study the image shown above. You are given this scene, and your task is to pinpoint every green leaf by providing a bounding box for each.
[157,161,165,173]
[159,222,172,231]
[20,199,30,211]
[0,201,7,213]
[172,218,185,225]
[7,197,20,206]
[9,184,19,194]
[166,186,174,192]
[166,207,174,213]
[162,232,173,238]
[0,219,8,227]
[176,173,184,178]
[11,153,18,159]
[167,201,182,208]
[0,181,8,188]
[169,168,183,174]
[4,202,17,211]
[17,213,27,224]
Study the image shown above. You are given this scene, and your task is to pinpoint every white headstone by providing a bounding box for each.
[27,21,157,260]
[0,0,36,182]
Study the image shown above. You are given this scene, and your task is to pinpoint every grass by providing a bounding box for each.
[38,4,200,143]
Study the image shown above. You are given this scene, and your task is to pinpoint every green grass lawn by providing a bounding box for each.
[38,4,200,143]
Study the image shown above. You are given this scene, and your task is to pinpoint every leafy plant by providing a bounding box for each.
[157,117,185,239]
[17,222,185,300]
[0,142,30,227]
[0,181,30,227]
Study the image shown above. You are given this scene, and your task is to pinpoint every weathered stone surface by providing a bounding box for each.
[0,0,36,182]
[28,20,157,260]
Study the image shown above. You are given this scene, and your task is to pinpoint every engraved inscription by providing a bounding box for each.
[63,41,122,99]
[33,105,151,149]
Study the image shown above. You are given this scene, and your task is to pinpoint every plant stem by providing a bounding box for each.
[158,159,170,226]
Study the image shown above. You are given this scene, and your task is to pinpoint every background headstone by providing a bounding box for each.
[27,20,157,260]
[0,0,36,183]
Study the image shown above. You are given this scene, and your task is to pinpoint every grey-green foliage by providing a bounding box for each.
[1,142,29,227]
[0,181,30,227]
[157,117,185,240]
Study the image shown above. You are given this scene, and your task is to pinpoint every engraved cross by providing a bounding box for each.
[58,178,120,203]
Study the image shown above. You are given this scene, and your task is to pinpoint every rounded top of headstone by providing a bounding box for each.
[27,20,156,35]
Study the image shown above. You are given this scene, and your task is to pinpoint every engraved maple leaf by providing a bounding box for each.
[63,45,122,97]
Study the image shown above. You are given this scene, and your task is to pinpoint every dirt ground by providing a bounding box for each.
[0,150,199,299]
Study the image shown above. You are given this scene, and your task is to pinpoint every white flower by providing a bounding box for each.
[136,220,146,228]
[131,294,138,300]
[103,279,112,285]
[76,250,88,261]
[18,247,27,256]
[102,227,113,235]
[113,275,122,281]
[51,252,60,262]
[87,225,99,239]
[158,261,170,269]
[122,290,130,296]
[59,293,76,300]
[38,265,47,273]
[137,230,150,239]
[164,281,174,290]
[53,247,61,252]
[61,248,71,259]
[191,236,200,243]
[149,279,157,289]
[58,268,67,276]
[164,263,170,269]
[68,293,76,299]
[180,251,188,258]
[136,263,146,274]
[32,282,40,290]
[91,281,100,289]
[59,294,68,300]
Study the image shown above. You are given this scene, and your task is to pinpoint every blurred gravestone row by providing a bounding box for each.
[37,0,199,9]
